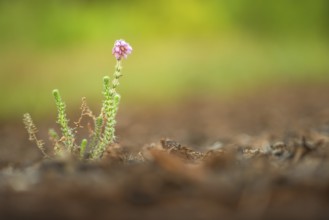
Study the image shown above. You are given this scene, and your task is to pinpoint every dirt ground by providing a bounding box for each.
[1,82,329,220]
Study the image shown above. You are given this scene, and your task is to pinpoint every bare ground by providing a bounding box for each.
[1,83,329,220]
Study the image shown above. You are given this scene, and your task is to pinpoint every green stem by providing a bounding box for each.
[80,139,88,159]
[53,89,75,153]
[92,61,123,159]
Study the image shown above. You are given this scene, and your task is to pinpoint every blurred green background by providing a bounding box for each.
[0,0,328,120]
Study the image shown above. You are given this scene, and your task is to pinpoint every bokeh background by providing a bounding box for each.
[0,0,328,120]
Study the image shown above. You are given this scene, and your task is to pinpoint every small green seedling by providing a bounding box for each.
[23,39,132,160]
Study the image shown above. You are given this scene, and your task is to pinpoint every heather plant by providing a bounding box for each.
[23,39,132,160]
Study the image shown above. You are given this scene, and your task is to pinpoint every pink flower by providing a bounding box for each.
[112,39,132,60]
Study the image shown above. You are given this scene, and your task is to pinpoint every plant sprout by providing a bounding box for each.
[23,39,132,160]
